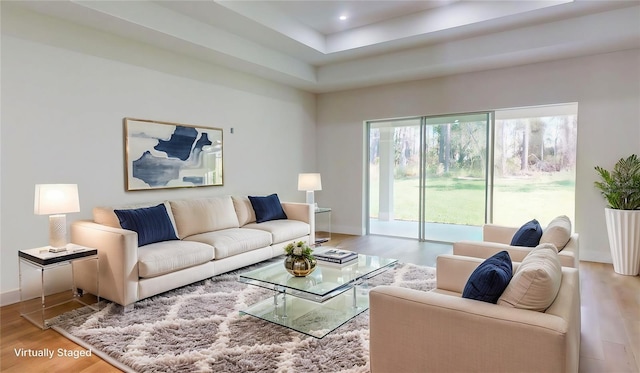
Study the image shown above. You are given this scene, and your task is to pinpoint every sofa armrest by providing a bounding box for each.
[435,254,485,293]
[453,241,533,263]
[483,224,518,243]
[71,220,139,306]
[559,234,579,267]
[436,254,525,293]
[369,286,572,373]
[281,202,312,224]
[281,202,315,243]
[454,236,579,268]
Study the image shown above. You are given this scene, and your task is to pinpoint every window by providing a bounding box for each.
[493,104,578,227]
[366,103,577,241]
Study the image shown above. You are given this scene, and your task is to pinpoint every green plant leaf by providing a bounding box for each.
[594,154,640,210]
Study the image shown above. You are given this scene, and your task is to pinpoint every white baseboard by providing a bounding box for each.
[1,289,21,307]
[332,225,366,236]
[580,250,613,264]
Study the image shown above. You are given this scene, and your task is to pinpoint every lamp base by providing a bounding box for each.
[49,214,68,248]
[306,191,316,210]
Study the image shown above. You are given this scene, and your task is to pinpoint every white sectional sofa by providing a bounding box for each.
[71,195,313,307]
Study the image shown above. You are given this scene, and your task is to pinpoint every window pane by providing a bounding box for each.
[368,119,421,239]
[493,104,577,227]
[424,115,488,227]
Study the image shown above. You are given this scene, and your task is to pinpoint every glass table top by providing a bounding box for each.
[239,254,398,303]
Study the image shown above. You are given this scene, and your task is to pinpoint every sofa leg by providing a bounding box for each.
[116,304,135,314]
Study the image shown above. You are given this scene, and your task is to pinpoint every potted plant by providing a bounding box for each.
[594,154,640,275]
[283,241,316,277]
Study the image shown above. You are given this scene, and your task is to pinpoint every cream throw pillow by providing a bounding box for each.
[498,243,562,312]
[540,215,572,251]
[170,196,240,239]
[232,196,257,226]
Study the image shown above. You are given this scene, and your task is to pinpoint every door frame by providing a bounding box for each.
[365,111,494,242]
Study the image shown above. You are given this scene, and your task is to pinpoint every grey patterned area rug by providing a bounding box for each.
[51,259,436,373]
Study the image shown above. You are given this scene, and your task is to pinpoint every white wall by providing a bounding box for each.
[2,6,638,305]
[0,8,316,304]
[317,48,640,263]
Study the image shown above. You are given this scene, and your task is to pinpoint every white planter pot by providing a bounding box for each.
[605,208,640,276]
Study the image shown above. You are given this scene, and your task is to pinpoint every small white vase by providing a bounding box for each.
[605,208,640,276]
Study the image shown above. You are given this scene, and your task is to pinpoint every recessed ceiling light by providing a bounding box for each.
[339,15,348,21]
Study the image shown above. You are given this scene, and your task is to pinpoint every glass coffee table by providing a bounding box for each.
[239,254,397,338]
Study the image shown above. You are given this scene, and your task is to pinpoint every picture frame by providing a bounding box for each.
[124,118,223,191]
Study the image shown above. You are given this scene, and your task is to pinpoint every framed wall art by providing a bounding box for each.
[124,118,223,191]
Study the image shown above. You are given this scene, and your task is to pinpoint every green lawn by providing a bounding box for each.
[370,172,575,227]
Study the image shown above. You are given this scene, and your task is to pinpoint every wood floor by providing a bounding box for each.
[1,234,638,372]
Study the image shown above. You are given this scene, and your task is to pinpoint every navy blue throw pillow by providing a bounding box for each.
[248,194,288,223]
[114,204,178,247]
[510,219,543,247]
[462,251,513,304]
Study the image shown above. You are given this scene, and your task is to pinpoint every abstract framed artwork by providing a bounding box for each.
[124,118,223,190]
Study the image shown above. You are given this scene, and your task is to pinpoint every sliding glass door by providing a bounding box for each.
[367,104,578,243]
[367,112,491,242]
[419,113,490,241]
[368,118,422,239]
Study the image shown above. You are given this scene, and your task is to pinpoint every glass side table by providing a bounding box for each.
[315,207,331,245]
[19,244,100,329]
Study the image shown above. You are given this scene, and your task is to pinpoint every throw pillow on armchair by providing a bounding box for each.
[510,219,543,247]
[462,250,513,303]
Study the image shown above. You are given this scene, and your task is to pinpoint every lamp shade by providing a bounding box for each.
[34,184,80,215]
[298,173,322,191]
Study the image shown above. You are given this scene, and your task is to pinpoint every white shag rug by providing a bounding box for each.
[52,260,436,373]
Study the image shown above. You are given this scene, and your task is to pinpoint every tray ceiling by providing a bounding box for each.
[5,0,640,92]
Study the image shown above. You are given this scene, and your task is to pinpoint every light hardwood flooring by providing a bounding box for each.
[1,234,638,372]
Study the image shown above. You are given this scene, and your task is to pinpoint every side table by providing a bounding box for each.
[315,207,332,245]
[19,243,99,329]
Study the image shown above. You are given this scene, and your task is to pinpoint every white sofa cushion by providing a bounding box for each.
[498,243,562,312]
[540,215,572,251]
[184,228,272,259]
[242,220,310,244]
[232,196,257,226]
[170,196,240,239]
[137,240,215,278]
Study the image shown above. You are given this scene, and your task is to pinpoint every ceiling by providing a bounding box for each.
[266,0,454,34]
[6,0,640,93]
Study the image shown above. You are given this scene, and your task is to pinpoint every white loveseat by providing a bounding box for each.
[71,195,313,307]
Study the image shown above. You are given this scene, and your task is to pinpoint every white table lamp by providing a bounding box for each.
[298,173,322,208]
[34,184,80,250]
